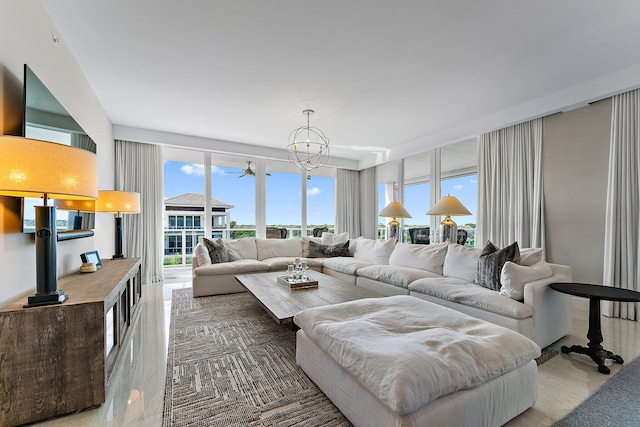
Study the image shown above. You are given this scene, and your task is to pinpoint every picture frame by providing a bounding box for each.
[80,250,102,269]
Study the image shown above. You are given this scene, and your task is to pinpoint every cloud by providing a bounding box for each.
[180,163,225,176]
[307,187,321,196]
[453,184,463,190]
[180,163,204,176]
[470,179,477,184]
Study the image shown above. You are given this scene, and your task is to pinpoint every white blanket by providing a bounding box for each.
[293,295,540,415]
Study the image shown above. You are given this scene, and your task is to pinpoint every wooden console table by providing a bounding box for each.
[0,258,142,426]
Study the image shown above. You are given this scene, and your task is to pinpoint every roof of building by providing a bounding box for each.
[164,193,234,209]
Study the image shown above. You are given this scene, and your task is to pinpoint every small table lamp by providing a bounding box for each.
[54,199,95,229]
[96,190,140,259]
[0,136,97,307]
[378,201,412,241]
[426,195,471,243]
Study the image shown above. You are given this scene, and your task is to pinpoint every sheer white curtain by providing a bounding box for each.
[603,89,640,320]
[115,140,164,283]
[335,169,360,238]
[477,118,544,249]
[359,167,377,239]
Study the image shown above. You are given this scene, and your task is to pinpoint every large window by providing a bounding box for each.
[266,160,302,238]
[306,171,335,236]
[211,155,257,239]
[441,139,477,246]
[404,152,431,243]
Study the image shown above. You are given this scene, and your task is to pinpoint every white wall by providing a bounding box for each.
[0,0,114,307]
[543,99,612,284]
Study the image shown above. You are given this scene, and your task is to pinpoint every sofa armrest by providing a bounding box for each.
[523,263,573,348]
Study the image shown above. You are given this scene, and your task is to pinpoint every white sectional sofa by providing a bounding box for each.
[191,235,572,348]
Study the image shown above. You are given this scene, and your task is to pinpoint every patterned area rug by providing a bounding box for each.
[553,355,640,426]
[162,289,351,426]
[536,346,558,365]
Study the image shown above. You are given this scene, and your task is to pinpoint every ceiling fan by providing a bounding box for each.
[227,161,270,178]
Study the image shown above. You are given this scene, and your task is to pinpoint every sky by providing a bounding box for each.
[164,161,335,226]
[165,161,477,228]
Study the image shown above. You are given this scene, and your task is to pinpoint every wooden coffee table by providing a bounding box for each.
[235,270,381,326]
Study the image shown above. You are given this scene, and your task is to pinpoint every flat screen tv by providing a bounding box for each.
[22,64,97,239]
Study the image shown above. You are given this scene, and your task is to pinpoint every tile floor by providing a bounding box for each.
[32,268,640,426]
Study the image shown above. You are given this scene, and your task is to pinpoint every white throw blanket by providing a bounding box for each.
[294,295,541,415]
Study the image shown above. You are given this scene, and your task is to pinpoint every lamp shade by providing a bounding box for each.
[378,201,412,219]
[426,195,471,216]
[0,136,97,199]
[96,190,140,214]
[54,199,96,212]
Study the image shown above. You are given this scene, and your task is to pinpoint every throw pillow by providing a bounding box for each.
[353,237,396,265]
[500,261,553,300]
[388,242,448,275]
[320,231,349,246]
[308,240,351,258]
[202,237,230,264]
[476,241,520,291]
[519,248,544,266]
[193,243,211,266]
[222,237,257,260]
[302,236,321,257]
[442,243,482,282]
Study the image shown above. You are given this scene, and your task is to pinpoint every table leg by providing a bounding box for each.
[560,297,624,374]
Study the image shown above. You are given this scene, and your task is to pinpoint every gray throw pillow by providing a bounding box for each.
[475,241,520,291]
[202,238,230,264]
[308,240,351,258]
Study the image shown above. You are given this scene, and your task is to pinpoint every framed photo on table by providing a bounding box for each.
[80,250,102,269]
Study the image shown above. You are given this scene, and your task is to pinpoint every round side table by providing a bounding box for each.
[550,282,640,374]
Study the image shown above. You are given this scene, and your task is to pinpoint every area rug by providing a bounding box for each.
[536,346,558,365]
[553,355,640,426]
[162,289,351,426]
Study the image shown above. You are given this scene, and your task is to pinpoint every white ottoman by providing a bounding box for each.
[294,295,540,427]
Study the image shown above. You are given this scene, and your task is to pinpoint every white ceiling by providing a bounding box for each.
[41,0,640,169]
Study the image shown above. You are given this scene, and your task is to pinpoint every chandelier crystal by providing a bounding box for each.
[287,109,330,172]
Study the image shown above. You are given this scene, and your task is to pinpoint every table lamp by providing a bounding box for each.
[0,136,97,307]
[378,201,412,241]
[96,190,140,259]
[426,195,471,243]
[54,199,95,229]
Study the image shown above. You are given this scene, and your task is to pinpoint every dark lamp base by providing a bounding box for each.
[23,290,68,308]
[112,254,126,260]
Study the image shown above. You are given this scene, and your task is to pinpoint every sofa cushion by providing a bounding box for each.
[320,231,349,246]
[357,265,443,289]
[322,257,374,275]
[308,240,351,258]
[353,237,395,265]
[408,278,534,319]
[202,238,230,264]
[223,237,257,260]
[302,236,321,257]
[500,261,553,300]
[519,248,543,266]
[476,241,520,291]
[388,242,448,275]
[442,243,482,282]
[194,243,211,266]
[194,259,269,276]
[255,238,303,260]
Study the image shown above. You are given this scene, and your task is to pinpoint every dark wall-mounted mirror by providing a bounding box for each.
[22,65,97,240]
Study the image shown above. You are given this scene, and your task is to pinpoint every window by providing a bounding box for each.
[266,160,302,238]
[211,155,257,239]
[306,171,335,236]
[404,152,431,243]
[441,139,478,246]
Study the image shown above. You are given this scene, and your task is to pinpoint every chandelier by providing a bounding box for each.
[287,109,330,172]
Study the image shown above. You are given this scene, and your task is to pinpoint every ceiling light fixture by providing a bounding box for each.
[287,109,330,172]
